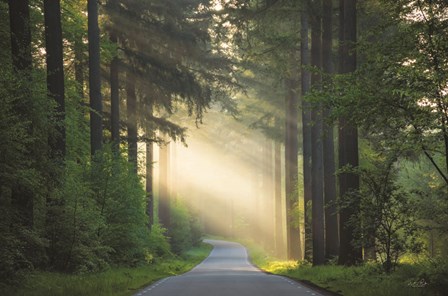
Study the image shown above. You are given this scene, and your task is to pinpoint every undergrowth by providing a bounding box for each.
[244,240,447,296]
[0,242,212,296]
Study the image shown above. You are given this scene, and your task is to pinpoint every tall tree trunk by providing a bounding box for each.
[126,71,137,171]
[285,76,302,260]
[274,140,284,257]
[110,32,120,150]
[310,0,325,266]
[301,4,313,261]
[145,99,155,230]
[170,142,177,200]
[252,160,262,243]
[263,139,274,250]
[146,136,154,230]
[322,0,339,260]
[9,0,32,72]
[338,0,362,266]
[44,0,65,158]
[338,0,345,74]
[88,0,103,156]
[158,140,170,230]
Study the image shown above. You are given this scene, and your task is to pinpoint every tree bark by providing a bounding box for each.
[322,0,339,260]
[310,1,325,265]
[301,6,313,261]
[110,32,120,150]
[88,0,103,156]
[263,139,274,250]
[146,137,154,230]
[158,140,170,230]
[44,0,66,158]
[126,71,137,171]
[274,140,284,257]
[145,100,155,230]
[285,76,302,260]
[338,0,363,266]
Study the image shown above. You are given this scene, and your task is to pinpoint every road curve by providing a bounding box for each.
[134,239,324,296]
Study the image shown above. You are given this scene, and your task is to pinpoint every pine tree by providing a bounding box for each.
[338,0,362,266]
[322,0,338,260]
[44,0,65,158]
[310,0,325,266]
[88,0,103,155]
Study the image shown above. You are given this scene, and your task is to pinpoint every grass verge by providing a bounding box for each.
[0,242,212,296]
[244,241,440,296]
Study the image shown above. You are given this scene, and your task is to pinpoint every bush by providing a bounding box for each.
[45,159,108,273]
[415,258,448,295]
[91,149,149,266]
[147,224,171,260]
[169,199,204,254]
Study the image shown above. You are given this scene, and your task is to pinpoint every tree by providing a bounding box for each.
[322,0,338,260]
[88,0,103,155]
[146,134,154,229]
[331,0,448,263]
[285,74,302,260]
[274,138,284,257]
[262,139,274,250]
[357,153,420,272]
[44,0,65,158]
[310,0,325,266]
[109,30,120,149]
[158,141,170,230]
[337,0,362,266]
[301,3,313,261]
[126,70,137,170]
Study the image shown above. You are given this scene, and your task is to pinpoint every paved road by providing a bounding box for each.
[134,239,325,296]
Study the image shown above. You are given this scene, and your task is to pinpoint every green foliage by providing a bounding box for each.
[247,241,442,296]
[307,0,448,274]
[415,257,448,295]
[146,224,171,260]
[169,199,204,254]
[1,0,210,285]
[0,66,55,284]
[45,159,106,273]
[64,78,90,162]
[45,145,163,273]
[397,156,448,256]
[0,243,212,296]
[104,0,238,140]
[91,148,149,266]
[329,0,448,187]
[352,152,422,272]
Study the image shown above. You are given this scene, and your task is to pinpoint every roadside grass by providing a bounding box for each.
[244,241,437,296]
[0,242,212,296]
[262,261,427,296]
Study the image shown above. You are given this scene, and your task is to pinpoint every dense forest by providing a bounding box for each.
[1,0,448,295]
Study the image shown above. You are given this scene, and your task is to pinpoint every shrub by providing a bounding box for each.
[169,199,204,254]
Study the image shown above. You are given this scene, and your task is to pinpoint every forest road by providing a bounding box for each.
[133,239,325,296]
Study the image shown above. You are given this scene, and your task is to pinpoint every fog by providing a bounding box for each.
[148,109,288,256]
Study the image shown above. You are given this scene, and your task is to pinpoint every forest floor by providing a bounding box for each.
[245,241,441,296]
[0,242,212,296]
